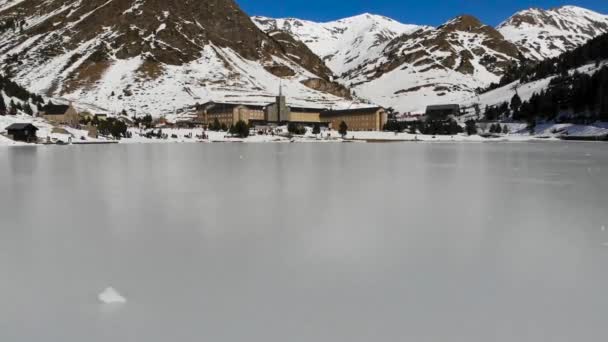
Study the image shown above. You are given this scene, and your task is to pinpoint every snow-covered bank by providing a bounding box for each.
[0,114,107,146]
[116,128,559,144]
[3,119,608,147]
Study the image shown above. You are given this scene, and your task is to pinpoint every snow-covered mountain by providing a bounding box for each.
[346,15,522,113]
[498,6,608,60]
[2,1,607,117]
[256,14,520,113]
[256,6,608,113]
[0,0,360,116]
[253,14,422,76]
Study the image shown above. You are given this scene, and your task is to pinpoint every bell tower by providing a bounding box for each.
[275,82,289,123]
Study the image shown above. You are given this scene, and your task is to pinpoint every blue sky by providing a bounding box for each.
[239,0,608,26]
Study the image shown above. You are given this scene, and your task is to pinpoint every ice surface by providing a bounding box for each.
[98,287,126,304]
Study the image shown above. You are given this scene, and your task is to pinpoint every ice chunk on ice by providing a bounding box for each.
[98,287,127,304]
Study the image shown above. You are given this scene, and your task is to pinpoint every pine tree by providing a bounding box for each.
[23,103,33,116]
[599,89,608,122]
[210,118,221,131]
[8,99,17,115]
[408,122,417,134]
[229,120,249,138]
[0,93,6,115]
[312,123,321,136]
[465,120,477,136]
[510,93,522,112]
[338,121,348,138]
[474,103,481,118]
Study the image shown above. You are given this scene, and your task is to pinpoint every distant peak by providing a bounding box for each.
[507,5,606,18]
[338,12,392,22]
[556,5,586,11]
[440,15,485,31]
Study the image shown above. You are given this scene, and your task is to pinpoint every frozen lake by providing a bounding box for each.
[1,142,608,341]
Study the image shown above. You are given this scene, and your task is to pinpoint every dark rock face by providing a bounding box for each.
[266,30,333,80]
[301,78,352,99]
[2,0,270,63]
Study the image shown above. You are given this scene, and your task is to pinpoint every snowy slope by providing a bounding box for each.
[256,14,520,114]
[461,60,608,116]
[253,14,421,76]
[256,6,608,114]
[499,6,608,60]
[347,16,520,113]
[59,46,359,115]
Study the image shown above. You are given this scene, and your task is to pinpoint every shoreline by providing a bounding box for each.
[4,134,606,148]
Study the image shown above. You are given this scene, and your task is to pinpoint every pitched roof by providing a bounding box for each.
[42,104,70,115]
[425,104,460,111]
[320,107,383,117]
[5,123,38,131]
[289,106,323,113]
[205,102,266,113]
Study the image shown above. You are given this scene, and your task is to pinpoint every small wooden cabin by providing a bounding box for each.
[5,123,39,143]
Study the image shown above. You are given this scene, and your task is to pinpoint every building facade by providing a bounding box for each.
[41,103,80,127]
[198,102,265,127]
[320,107,387,131]
[425,104,461,120]
[288,107,323,124]
[5,123,38,142]
[197,98,386,131]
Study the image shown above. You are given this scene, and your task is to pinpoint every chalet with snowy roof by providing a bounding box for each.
[5,123,38,143]
[40,103,80,127]
[320,107,387,131]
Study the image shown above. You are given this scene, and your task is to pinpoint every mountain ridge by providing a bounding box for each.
[1,1,607,116]
[0,0,360,115]
[254,5,608,113]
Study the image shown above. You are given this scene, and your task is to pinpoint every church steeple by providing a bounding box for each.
[276,81,287,122]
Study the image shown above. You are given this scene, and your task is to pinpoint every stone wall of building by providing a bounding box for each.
[322,108,387,131]
[289,110,321,123]
[42,105,80,127]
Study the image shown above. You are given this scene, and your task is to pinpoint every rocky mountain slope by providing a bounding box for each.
[0,0,358,115]
[256,14,521,113]
[253,14,421,77]
[498,6,608,60]
[348,15,521,113]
